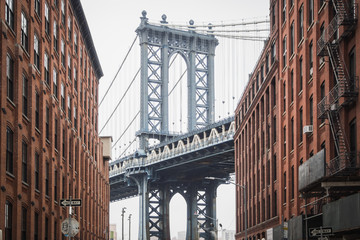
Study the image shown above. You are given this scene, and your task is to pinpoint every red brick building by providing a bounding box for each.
[234,0,360,239]
[0,0,109,239]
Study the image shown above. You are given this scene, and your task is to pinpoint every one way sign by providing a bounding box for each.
[309,227,332,237]
[60,199,82,207]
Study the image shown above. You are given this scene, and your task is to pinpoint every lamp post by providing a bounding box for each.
[194,211,219,239]
[205,176,247,240]
[128,214,132,240]
[121,207,126,240]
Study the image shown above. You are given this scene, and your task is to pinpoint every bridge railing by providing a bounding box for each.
[109,121,235,177]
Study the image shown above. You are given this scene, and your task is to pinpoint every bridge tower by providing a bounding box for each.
[131,11,220,240]
[136,11,218,150]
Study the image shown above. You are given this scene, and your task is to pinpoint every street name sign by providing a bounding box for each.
[60,198,82,207]
[309,227,332,237]
[61,217,80,237]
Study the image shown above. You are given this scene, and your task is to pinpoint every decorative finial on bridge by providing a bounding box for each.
[140,10,148,24]
[161,14,168,24]
[207,23,214,35]
[189,19,195,31]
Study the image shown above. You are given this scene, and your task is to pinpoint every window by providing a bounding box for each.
[45,217,49,240]
[299,4,304,41]
[53,68,58,98]
[22,75,28,116]
[291,117,294,150]
[61,38,65,66]
[283,172,287,203]
[5,201,13,240]
[291,166,295,199]
[283,81,286,112]
[35,91,40,129]
[273,116,277,143]
[319,23,325,65]
[273,154,277,181]
[282,36,287,68]
[308,0,314,25]
[6,54,14,101]
[22,141,28,182]
[45,162,49,196]
[21,207,27,240]
[62,128,66,158]
[266,54,269,73]
[6,127,14,174]
[54,169,58,201]
[74,106,77,129]
[309,41,313,78]
[74,67,78,91]
[34,0,40,16]
[290,70,294,102]
[54,221,57,240]
[61,82,65,110]
[271,41,276,64]
[44,2,50,35]
[34,34,40,70]
[282,0,286,24]
[46,105,50,140]
[74,31,78,54]
[35,152,40,190]
[61,0,65,25]
[283,126,287,157]
[349,119,357,152]
[53,20,58,51]
[273,190,277,217]
[68,53,72,80]
[349,47,356,84]
[44,52,50,85]
[299,56,303,92]
[5,0,14,30]
[320,81,325,123]
[309,95,313,125]
[271,4,276,29]
[299,107,303,142]
[68,16,72,41]
[34,212,39,240]
[69,138,72,166]
[67,95,71,120]
[55,117,58,150]
[290,21,294,55]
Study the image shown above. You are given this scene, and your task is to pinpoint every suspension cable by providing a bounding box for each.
[117,137,137,159]
[99,35,138,107]
[112,111,140,149]
[99,67,140,134]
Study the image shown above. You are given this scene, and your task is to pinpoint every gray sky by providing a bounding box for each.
[81,0,269,238]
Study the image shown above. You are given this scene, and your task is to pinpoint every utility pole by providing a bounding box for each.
[121,207,126,240]
[128,214,132,240]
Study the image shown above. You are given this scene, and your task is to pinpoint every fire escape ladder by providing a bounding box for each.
[332,0,349,24]
[327,110,349,157]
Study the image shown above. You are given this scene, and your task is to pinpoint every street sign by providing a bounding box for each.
[61,217,80,237]
[309,227,332,237]
[60,198,82,207]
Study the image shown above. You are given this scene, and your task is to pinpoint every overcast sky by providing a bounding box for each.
[81,0,269,239]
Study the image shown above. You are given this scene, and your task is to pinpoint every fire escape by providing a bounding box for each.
[317,0,358,176]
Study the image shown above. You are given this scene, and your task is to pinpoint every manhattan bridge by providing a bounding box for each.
[99,11,269,240]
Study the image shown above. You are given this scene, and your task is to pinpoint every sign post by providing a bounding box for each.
[61,196,81,239]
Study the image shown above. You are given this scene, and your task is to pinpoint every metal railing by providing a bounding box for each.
[326,152,360,176]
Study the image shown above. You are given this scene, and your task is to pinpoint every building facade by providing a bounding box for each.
[235,0,359,239]
[0,0,109,239]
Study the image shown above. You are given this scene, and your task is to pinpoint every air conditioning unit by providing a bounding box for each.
[303,125,313,134]
[310,67,313,77]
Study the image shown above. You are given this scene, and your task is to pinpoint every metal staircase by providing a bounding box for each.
[317,0,358,176]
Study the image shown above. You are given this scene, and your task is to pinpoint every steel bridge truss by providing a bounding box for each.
[136,11,218,149]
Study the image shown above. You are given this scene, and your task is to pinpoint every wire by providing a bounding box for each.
[151,19,269,28]
[112,111,140,149]
[99,67,140,134]
[117,137,137,159]
[98,35,138,107]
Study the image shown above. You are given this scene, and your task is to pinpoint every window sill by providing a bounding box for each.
[7,97,16,110]
[298,89,303,97]
[318,2,326,14]
[319,60,325,70]
[307,21,315,32]
[298,38,304,48]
